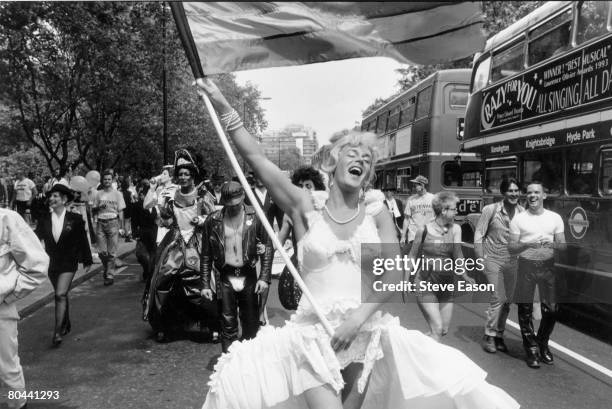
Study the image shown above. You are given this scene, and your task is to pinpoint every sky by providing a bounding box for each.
[234,57,407,145]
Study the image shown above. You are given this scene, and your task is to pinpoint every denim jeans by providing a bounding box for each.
[96,218,119,278]
[482,257,518,337]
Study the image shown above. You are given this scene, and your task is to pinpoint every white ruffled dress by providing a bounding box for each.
[202,191,519,409]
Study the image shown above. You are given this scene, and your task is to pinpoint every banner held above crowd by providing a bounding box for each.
[175,2,486,74]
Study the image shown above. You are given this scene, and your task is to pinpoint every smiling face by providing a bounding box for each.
[526,183,546,212]
[333,145,372,190]
[48,191,67,210]
[503,182,520,205]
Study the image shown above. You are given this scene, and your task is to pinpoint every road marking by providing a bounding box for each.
[111,266,129,276]
[505,319,612,380]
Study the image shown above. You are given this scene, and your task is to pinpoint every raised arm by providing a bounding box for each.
[195,78,310,217]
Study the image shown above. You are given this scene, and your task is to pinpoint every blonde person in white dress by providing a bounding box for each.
[195,79,519,409]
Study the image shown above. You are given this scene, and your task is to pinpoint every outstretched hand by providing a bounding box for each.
[195,78,232,114]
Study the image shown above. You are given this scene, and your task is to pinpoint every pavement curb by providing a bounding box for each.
[18,248,136,319]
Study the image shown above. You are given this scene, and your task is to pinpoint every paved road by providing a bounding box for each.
[7,253,612,409]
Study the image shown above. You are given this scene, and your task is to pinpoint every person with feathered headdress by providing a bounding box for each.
[143,149,219,343]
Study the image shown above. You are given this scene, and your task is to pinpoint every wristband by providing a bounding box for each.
[220,109,244,132]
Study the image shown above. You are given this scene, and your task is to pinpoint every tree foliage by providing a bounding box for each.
[0,2,267,179]
[362,97,389,117]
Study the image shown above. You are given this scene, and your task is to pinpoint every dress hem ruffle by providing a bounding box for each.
[203,302,519,409]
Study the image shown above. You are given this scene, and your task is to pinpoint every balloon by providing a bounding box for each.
[70,176,90,194]
[85,170,100,188]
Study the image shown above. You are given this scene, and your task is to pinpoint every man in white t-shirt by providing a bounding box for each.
[11,172,37,219]
[93,169,126,286]
[509,181,566,369]
[400,175,435,250]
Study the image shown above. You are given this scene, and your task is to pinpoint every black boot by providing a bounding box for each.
[537,304,557,365]
[539,343,554,365]
[525,347,540,369]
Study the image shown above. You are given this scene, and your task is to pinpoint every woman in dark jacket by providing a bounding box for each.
[35,184,93,346]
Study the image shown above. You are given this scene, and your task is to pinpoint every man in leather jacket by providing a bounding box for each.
[201,182,274,352]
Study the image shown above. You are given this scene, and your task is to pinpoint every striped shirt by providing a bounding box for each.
[474,201,523,261]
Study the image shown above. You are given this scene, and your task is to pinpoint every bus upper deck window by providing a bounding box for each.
[376,112,388,135]
[577,1,611,44]
[472,56,490,92]
[387,107,400,132]
[399,97,416,127]
[528,10,572,66]
[490,42,524,83]
[416,86,433,119]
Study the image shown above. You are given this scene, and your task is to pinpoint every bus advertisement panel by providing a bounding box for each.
[479,38,612,132]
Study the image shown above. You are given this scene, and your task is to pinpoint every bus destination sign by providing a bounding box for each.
[481,38,612,131]
[456,198,481,216]
[485,119,612,155]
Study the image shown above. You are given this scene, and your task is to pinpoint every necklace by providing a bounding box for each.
[324,204,360,224]
[176,187,197,207]
[226,211,243,256]
[434,220,449,234]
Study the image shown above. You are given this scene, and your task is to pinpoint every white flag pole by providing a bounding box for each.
[199,91,334,337]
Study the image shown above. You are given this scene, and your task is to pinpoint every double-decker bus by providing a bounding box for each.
[361,69,482,239]
[462,1,612,325]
